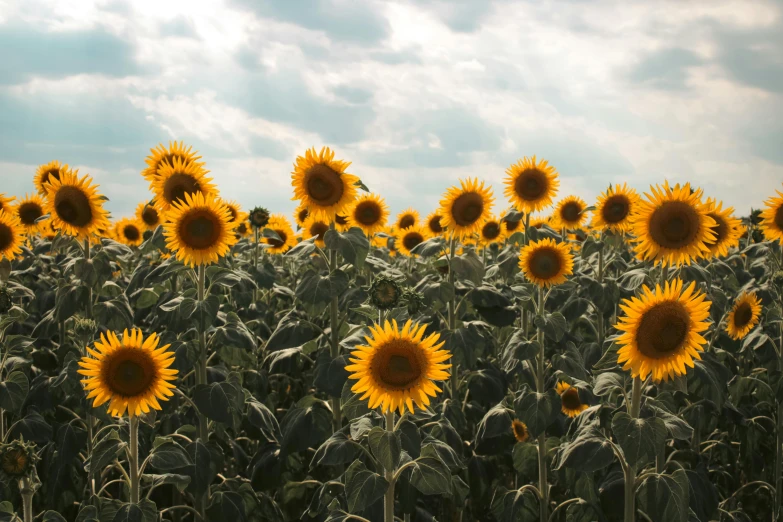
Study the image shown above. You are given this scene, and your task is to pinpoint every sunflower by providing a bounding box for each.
[592,183,639,232]
[530,216,550,229]
[291,146,358,221]
[142,141,204,185]
[44,169,110,241]
[221,199,247,228]
[760,187,783,243]
[136,202,161,231]
[114,218,144,247]
[518,238,574,287]
[13,193,48,235]
[504,156,559,214]
[0,194,15,215]
[479,217,504,246]
[500,208,522,235]
[615,279,711,383]
[235,221,252,239]
[556,382,588,418]
[703,198,743,258]
[264,214,297,254]
[42,220,58,241]
[726,292,762,340]
[552,196,588,230]
[34,160,69,196]
[631,183,716,266]
[346,319,451,415]
[396,224,430,257]
[163,192,238,267]
[78,329,178,417]
[152,157,216,213]
[439,178,495,239]
[293,204,310,229]
[0,211,24,261]
[301,216,330,248]
[425,210,445,236]
[511,419,529,442]
[347,193,389,236]
[396,208,420,231]
[335,214,351,232]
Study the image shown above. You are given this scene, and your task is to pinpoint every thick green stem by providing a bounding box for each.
[129,416,140,504]
[329,242,342,433]
[384,410,396,522]
[83,239,93,319]
[524,213,531,246]
[776,325,783,520]
[21,477,34,522]
[536,285,547,522]
[625,378,643,522]
[253,228,260,302]
[597,248,605,347]
[196,265,208,442]
[448,236,457,398]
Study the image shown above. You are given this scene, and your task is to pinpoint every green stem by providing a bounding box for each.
[524,213,531,246]
[21,477,34,522]
[448,236,457,398]
[129,416,140,504]
[384,410,396,522]
[536,285,548,522]
[776,325,783,520]
[83,239,93,319]
[253,227,260,302]
[597,247,605,347]
[196,265,208,442]
[329,233,342,433]
[625,378,643,522]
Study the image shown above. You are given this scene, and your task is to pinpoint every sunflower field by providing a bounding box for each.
[0,144,782,522]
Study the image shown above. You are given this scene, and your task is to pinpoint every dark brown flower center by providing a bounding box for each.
[402,232,424,252]
[428,215,443,233]
[310,221,329,241]
[482,221,501,240]
[635,301,690,358]
[529,247,562,280]
[141,205,159,226]
[0,224,12,251]
[355,201,381,226]
[515,169,548,201]
[336,214,348,226]
[18,202,43,226]
[163,173,200,206]
[305,164,343,206]
[512,420,528,442]
[372,340,424,390]
[733,301,753,328]
[54,186,93,227]
[42,168,61,187]
[706,213,727,247]
[648,201,701,249]
[179,210,221,249]
[505,218,520,232]
[268,229,288,248]
[602,195,630,224]
[560,201,583,224]
[452,192,484,226]
[561,387,582,410]
[123,225,140,242]
[399,214,416,230]
[774,204,783,231]
[297,208,309,224]
[227,206,238,222]
[1,449,27,475]
[102,347,157,397]
[237,223,248,235]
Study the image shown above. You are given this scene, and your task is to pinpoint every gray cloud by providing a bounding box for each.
[627,47,703,91]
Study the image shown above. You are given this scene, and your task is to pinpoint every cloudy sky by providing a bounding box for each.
[1,0,782,221]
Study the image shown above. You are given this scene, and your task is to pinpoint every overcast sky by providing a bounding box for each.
[1,0,782,221]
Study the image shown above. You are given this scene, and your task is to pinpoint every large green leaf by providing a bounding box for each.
[612,412,667,467]
[344,460,389,513]
[368,427,401,472]
[637,469,689,522]
[513,390,560,438]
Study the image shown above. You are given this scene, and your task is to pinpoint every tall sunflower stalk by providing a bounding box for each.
[196,264,208,442]
[624,377,643,522]
[329,223,342,433]
[383,410,396,522]
[447,235,457,398]
[535,285,548,522]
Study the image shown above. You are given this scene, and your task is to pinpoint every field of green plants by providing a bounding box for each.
[0,143,782,522]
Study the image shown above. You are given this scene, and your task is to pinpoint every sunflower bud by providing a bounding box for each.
[0,286,12,315]
[249,207,270,229]
[402,288,426,315]
[73,316,97,340]
[369,277,402,310]
[0,439,39,481]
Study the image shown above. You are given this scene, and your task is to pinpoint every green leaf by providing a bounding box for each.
[324,228,370,269]
[313,351,348,398]
[612,412,667,467]
[149,440,193,470]
[513,390,560,438]
[450,250,485,285]
[135,288,160,309]
[551,342,587,380]
[533,312,567,342]
[410,237,446,257]
[312,431,363,468]
[41,511,67,522]
[646,402,694,441]
[344,460,389,513]
[141,473,191,492]
[409,456,452,495]
[8,411,53,446]
[86,430,126,474]
[555,431,615,473]
[341,381,371,421]
[592,372,627,397]
[0,371,28,413]
[512,442,538,477]
[111,503,143,522]
[285,236,318,258]
[421,438,463,471]
[193,378,243,426]
[185,441,221,497]
[206,491,246,522]
[266,310,319,351]
[637,469,690,522]
[368,427,401,472]
[280,396,333,454]
[296,269,349,306]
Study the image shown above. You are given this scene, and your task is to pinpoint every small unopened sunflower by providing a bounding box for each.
[0,439,39,481]
[249,207,270,230]
[44,169,110,241]
[78,329,178,417]
[439,178,495,239]
[264,214,297,254]
[703,198,743,258]
[592,183,639,232]
[425,211,445,236]
[152,158,216,213]
[726,292,761,340]
[369,276,402,310]
[553,196,588,230]
[396,224,430,257]
[13,194,47,235]
[163,192,238,266]
[760,187,783,243]
[114,218,144,247]
[301,216,330,248]
[556,382,588,418]
[479,217,505,246]
[519,238,574,287]
[346,319,451,415]
[615,279,711,383]
[511,419,529,442]
[34,160,69,196]
[142,141,204,185]
[395,208,420,231]
[135,202,160,231]
[631,183,716,266]
[347,193,389,236]
[504,156,559,214]
[291,146,358,221]
[0,211,24,261]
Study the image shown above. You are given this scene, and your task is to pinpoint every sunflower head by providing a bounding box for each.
[439,178,495,239]
[220,200,246,227]
[615,279,711,383]
[347,193,389,236]
[250,207,271,230]
[163,192,238,267]
[73,316,98,341]
[13,194,48,235]
[0,439,39,480]
[0,211,25,261]
[501,208,523,235]
[504,156,559,214]
[136,202,161,231]
[264,214,297,254]
[396,224,430,257]
[593,183,639,232]
[291,146,358,221]
[702,198,743,258]
[35,160,68,196]
[335,214,351,232]
[114,218,144,247]
[152,157,216,213]
[726,292,761,341]
[143,141,204,184]
[555,382,588,418]
[511,419,529,442]
[553,196,588,230]
[760,188,783,243]
[293,204,309,229]
[396,209,420,231]
[479,217,504,246]
[369,276,402,310]
[425,211,445,236]
[235,221,252,239]
[302,216,330,248]
[631,183,716,266]
[346,319,451,415]
[0,286,12,315]
[78,329,178,417]
[402,288,426,316]
[518,238,574,287]
[44,169,110,241]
